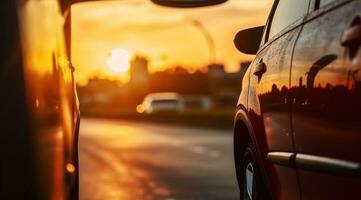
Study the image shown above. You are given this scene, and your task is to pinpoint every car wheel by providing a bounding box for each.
[239,143,269,200]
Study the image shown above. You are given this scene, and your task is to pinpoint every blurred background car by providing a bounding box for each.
[183,95,213,110]
[137,92,185,113]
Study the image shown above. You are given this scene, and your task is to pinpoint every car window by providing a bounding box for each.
[268,0,309,40]
[259,21,268,47]
[153,99,179,104]
[320,0,337,7]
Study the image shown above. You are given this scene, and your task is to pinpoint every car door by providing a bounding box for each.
[17,0,77,199]
[290,0,361,199]
[247,0,310,199]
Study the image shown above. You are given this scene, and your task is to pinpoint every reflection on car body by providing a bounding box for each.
[233,0,361,199]
[1,0,79,199]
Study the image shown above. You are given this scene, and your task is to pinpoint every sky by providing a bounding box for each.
[71,0,273,85]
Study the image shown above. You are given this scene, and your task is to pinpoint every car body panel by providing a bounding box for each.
[246,27,301,200]
[0,1,36,199]
[18,0,78,199]
[290,0,361,199]
[235,0,361,199]
[238,0,310,196]
[0,0,79,199]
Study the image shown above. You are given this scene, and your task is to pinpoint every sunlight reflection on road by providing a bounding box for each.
[80,121,171,199]
[79,118,238,200]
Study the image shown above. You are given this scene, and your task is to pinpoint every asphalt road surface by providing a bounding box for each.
[79,118,239,200]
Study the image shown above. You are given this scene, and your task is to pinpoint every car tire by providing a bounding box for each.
[239,143,269,200]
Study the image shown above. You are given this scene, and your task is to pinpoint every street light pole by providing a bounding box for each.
[191,19,216,64]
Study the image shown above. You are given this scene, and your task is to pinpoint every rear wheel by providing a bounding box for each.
[239,143,269,200]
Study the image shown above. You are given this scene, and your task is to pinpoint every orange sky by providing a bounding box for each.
[71,0,273,85]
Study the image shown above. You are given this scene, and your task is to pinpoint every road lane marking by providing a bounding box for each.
[192,145,222,157]
[193,145,206,154]
[209,150,221,157]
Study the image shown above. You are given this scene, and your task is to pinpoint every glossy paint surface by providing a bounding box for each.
[235,0,361,199]
[291,0,361,199]
[241,7,307,199]
[16,0,79,199]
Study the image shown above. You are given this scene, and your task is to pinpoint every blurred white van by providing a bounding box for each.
[137,93,185,114]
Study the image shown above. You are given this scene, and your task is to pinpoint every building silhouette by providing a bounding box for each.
[130,56,149,86]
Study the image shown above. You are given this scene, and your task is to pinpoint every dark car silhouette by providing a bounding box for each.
[1,1,80,199]
[233,0,361,199]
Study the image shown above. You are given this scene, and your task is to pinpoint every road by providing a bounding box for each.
[79,118,239,200]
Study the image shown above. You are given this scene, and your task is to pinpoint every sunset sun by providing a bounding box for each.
[106,48,131,73]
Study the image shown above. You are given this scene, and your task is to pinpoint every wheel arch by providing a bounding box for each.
[234,107,273,199]
[234,107,255,185]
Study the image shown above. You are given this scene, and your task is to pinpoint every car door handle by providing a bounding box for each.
[253,60,267,77]
[341,16,361,47]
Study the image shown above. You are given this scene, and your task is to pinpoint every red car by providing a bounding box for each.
[233,0,361,199]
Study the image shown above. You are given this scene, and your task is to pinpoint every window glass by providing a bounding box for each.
[260,21,268,47]
[320,0,337,7]
[269,0,309,39]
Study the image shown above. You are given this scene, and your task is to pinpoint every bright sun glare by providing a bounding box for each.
[106,48,131,73]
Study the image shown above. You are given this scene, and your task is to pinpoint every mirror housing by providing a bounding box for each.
[151,0,227,8]
[61,0,227,11]
[234,26,264,55]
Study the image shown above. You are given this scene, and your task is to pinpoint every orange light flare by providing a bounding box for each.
[136,104,145,113]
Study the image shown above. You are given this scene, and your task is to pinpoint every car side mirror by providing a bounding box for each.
[62,0,227,11]
[234,26,264,55]
[151,0,227,8]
